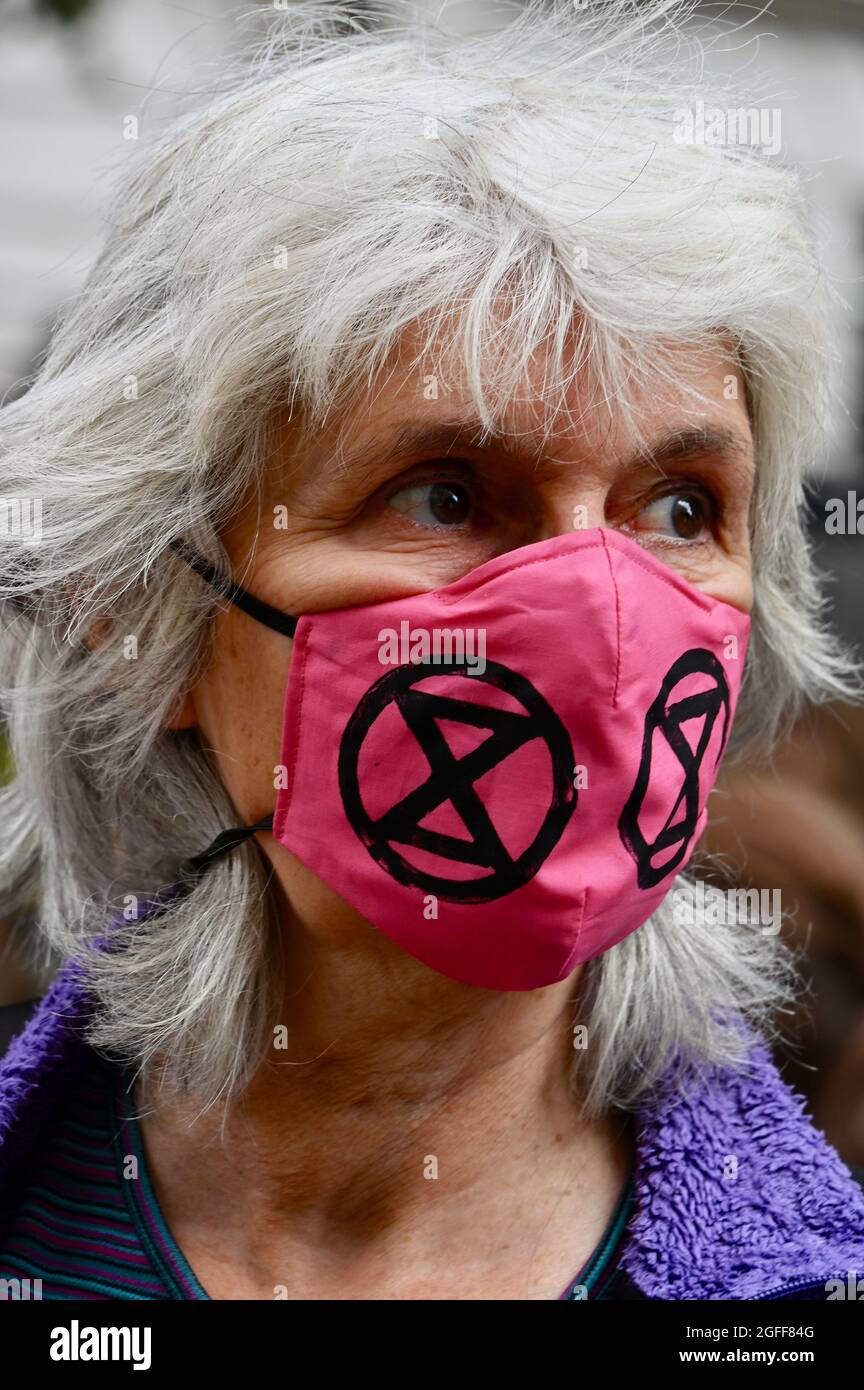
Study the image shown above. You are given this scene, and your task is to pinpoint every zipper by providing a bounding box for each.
[747,1276,832,1300]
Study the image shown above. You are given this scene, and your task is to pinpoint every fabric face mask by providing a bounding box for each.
[172,527,750,991]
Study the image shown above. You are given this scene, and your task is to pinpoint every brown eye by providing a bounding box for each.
[387,478,475,529]
[428,482,472,525]
[669,493,709,539]
[635,488,715,541]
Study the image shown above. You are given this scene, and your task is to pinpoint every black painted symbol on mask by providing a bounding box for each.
[618,648,731,890]
[338,660,577,903]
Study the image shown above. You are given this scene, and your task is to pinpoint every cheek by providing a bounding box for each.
[716,525,754,613]
[717,563,753,616]
[680,547,753,615]
[193,612,289,817]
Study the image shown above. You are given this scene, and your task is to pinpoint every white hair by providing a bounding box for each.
[0,0,859,1114]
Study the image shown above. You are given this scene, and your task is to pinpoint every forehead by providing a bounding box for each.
[321,320,751,471]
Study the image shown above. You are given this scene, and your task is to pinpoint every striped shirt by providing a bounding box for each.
[0,1048,633,1300]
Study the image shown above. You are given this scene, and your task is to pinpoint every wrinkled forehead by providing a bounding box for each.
[314,307,750,473]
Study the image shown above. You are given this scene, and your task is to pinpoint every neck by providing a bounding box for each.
[135,928,634,1298]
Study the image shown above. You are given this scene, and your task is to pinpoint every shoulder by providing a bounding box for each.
[0,962,99,1195]
[621,1027,864,1300]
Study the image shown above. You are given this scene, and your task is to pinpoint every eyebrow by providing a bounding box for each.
[331,418,754,484]
[627,424,753,470]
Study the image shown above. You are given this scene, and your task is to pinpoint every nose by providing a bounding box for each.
[532,482,608,543]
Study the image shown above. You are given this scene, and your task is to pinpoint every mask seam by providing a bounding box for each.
[600,533,622,710]
[604,540,716,612]
[433,533,723,616]
[561,883,589,976]
[434,540,607,604]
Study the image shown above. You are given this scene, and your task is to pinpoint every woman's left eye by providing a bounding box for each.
[386,479,475,529]
[634,488,716,541]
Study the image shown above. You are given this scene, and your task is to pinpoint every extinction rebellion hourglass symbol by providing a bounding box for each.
[338,658,578,904]
[618,648,732,890]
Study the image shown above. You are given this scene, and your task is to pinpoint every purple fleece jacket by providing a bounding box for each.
[1,892,864,1300]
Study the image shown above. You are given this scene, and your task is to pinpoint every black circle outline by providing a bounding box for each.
[617,647,731,890]
[338,658,578,903]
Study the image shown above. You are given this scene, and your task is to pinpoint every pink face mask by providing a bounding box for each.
[173,527,750,991]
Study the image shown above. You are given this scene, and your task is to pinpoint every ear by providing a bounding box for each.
[69,581,200,731]
[165,690,197,731]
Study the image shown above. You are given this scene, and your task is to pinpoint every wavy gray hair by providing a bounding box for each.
[0,0,858,1113]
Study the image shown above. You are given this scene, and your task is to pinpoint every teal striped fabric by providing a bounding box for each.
[0,1051,205,1299]
[0,1048,631,1300]
[559,1173,635,1299]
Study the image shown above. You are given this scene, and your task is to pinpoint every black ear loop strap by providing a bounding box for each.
[168,537,298,639]
[184,814,275,879]
[168,537,303,880]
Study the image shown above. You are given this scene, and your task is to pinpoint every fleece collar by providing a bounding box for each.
[624,1028,864,1299]
[2,909,864,1300]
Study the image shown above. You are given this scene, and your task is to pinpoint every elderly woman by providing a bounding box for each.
[0,0,862,1303]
